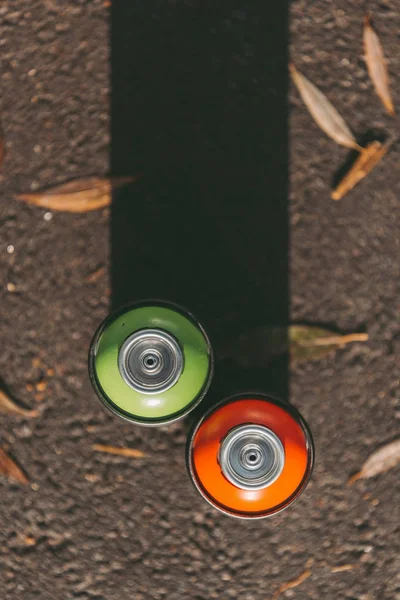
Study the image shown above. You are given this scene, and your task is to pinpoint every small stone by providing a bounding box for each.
[7,282,16,292]
[36,380,47,392]
[43,212,53,221]
[7,245,14,253]
[24,536,36,546]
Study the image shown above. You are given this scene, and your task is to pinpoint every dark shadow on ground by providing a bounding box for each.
[111,1,289,402]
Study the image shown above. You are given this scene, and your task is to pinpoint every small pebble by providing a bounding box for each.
[44,212,53,221]
[24,536,36,546]
[7,245,15,253]
[35,380,47,392]
[7,282,16,292]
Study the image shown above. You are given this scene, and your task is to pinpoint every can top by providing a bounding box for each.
[118,328,184,394]
[188,395,314,518]
[219,424,285,491]
[90,303,213,425]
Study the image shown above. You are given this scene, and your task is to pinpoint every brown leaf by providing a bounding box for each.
[332,139,392,200]
[364,15,395,116]
[290,326,368,365]
[290,64,362,151]
[348,439,400,484]
[271,569,311,600]
[93,444,146,458]
[16,176,137,213]
[0,448,29,485]
[0,388,39,418]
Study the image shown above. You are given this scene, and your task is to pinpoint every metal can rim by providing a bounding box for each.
[186,392,314,519]
[88,299,214,426]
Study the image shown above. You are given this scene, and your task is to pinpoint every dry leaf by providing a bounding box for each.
[290,326,368,365]
[332,139,392,200]
[348,439,400,484]
[290,64,362,151]
[93,444,146,458]
[17,176,136,213]
[364,15,395,116]
[0,448,29,485]
[271,569,311,600]
[0,388,38,418]
[219,326,367,367]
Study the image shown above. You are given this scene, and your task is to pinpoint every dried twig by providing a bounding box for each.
[331,564,356,573]
[296,333,368,347]
[271,569,311,600]
[86,266,106,283]
[332,139,393,200]
[93,444,146,459]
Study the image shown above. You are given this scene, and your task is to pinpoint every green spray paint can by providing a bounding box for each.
[88,301,213,425]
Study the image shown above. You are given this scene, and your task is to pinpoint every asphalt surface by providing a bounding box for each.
[0,1,399,600]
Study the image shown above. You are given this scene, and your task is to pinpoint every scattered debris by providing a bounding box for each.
[292,14,396,199]
[271,568,311,600]
[364,14,395,116]
[290,63,362,150]
[348,438,400,484]
[16,176,137,213]
[332,139,393,200]
[93,444,146,459]
[0,448,29,485]
[0,388,38,418]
